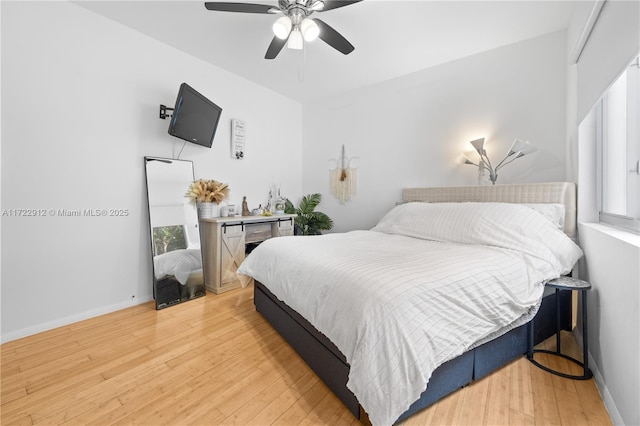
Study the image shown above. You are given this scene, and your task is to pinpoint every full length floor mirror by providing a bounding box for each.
[144,157,206,309]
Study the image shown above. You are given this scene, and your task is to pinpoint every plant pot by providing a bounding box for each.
[197,202,218,219]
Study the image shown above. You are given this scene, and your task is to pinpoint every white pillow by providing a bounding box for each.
[371,202,582,275]
[523,203,565,229]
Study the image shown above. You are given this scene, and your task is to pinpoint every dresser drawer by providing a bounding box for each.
[245,222,272,243]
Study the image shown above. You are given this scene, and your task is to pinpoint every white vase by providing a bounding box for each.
[197,202,218,219]
[478,161,490,185]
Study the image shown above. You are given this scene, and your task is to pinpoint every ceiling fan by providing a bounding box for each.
[204,1,363,59]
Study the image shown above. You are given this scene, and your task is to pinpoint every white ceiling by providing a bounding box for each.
[76,0,579,103]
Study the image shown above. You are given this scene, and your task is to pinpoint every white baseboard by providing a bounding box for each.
[0,295,154,344]
[573,329,623,425]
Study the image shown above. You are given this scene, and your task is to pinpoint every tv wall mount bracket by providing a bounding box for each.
[159,104,174,119]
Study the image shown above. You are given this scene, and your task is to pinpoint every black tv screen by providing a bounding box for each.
[168,83,222,148]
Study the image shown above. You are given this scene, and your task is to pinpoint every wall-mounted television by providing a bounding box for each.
[168,83,222,148]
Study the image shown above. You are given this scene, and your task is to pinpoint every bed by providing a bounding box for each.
[237,182,582,425]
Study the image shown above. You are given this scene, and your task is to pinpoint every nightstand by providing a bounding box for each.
[528,277,593,380]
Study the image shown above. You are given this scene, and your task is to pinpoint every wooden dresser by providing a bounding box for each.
[199,214,296,294]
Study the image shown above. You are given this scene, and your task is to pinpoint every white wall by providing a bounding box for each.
[578,224,640,426]
[577,105,640,426]
[0,1,302,342]
[302,31,568,232]
[570,2,640,425]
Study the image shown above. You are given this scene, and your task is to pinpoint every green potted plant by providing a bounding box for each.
[284,193,333,235]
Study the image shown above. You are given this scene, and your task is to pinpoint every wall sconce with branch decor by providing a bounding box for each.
[462,138,537,185]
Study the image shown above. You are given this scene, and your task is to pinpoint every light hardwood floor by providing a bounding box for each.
[1,285,611,425]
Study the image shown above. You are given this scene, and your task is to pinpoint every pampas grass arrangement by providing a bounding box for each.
[186,179,230,204]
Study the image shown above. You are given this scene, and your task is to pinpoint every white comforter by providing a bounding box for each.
[237,202,583,425]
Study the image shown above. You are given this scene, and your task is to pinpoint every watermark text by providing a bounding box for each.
[2,208,130,217]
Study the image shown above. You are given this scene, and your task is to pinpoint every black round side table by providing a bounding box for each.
[528,277,593,380]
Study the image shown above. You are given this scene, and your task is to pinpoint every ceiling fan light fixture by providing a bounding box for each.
[272,16,292,39]
[204,0,363,59]
[287,28,304,49]
[308,1,325,12]
[301,18,319,41]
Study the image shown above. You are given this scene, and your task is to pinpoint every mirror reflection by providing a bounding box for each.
[144,157,206,309]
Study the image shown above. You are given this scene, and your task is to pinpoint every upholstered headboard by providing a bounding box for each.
[402,182,577,238]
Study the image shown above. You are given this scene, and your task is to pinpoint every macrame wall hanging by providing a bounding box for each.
[328,145,358,204]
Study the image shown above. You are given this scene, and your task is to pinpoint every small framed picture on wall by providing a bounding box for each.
[231,119,246,160]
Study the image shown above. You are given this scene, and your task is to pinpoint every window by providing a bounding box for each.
[597,56,640,233]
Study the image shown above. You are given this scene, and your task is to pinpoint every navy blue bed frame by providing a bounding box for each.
[254,280,571,423]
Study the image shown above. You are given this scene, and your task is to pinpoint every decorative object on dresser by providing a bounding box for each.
[274,188,286,214]
[186,178,230,219]
[266,185,288,215]
[462,137,537,185]
[199,214,296,294]
[144,157,206,310]
[241,196,250,216]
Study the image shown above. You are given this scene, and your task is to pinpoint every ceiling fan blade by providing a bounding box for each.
[204,2,276,14]
[318,0,363,12]
[313,18,354,55]
[265,36,287,59]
